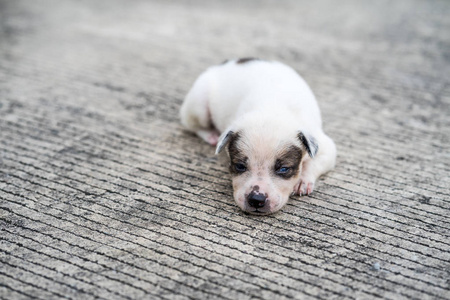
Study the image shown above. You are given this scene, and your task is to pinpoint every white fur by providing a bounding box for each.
[180,59,336,214]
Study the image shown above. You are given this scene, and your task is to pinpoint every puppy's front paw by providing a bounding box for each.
[294,177,315,196]
[196,129,220,146]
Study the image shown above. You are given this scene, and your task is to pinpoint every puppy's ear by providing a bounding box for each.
[215,130,234,154]
[298,131,319,158]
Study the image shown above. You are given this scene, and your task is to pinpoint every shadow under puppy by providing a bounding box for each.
[180,58,336,215]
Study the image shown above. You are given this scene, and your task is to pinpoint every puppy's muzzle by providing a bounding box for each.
[247,192,267,209]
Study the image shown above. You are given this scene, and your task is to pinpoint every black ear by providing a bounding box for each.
[215,130,234,154]
[298,132,319,158]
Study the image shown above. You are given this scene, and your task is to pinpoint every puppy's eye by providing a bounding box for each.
[234,163,247,173]
[276,167,290,175]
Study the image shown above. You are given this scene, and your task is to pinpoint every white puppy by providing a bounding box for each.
[180,58,336,214]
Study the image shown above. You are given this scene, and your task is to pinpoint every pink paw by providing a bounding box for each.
[294,178,315,196]
[197,129,220,146]
[207,132,220,146]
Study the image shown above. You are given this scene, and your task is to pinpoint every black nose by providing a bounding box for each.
[247,192,267,208]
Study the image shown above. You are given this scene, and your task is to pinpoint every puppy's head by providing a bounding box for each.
[216,116,318,215]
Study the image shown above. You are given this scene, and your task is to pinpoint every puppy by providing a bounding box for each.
[180,58,336,214]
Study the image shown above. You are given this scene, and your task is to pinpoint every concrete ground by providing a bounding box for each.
[0,0,449,299]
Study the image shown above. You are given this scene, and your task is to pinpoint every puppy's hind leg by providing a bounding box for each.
[295,133,336,196]
[180,72,220,146]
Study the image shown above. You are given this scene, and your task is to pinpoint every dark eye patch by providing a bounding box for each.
[273,145,302,179]
[228,131,248,175]
[231,161,248,174]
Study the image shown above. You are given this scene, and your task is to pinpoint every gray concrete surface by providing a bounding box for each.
[0,0,449,299]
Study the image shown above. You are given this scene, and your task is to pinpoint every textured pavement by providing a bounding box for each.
[1,0,449,299]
